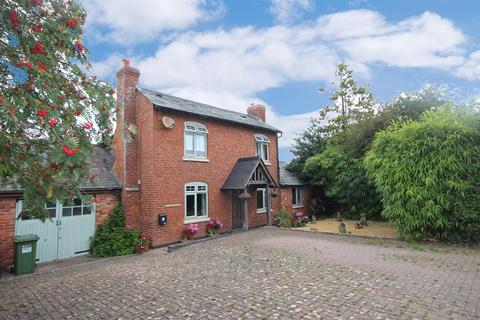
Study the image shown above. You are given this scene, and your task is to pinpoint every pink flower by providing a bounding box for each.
[187,223,199,234]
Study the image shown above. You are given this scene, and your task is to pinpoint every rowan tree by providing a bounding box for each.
[0,0,132,219]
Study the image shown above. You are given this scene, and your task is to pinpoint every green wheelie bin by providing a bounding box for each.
[14,234,40,275]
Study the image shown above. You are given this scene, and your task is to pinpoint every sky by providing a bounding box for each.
[80,0,480,160]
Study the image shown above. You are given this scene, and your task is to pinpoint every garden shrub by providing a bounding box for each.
[90,204,139,257]
[365,107,480,242]
[277,210,293,228]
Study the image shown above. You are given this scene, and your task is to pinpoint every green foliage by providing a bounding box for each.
[0,0,134,219]
[90,204,139,257]
[304,143,381,219]
[287,118,327,179]
[277,210,292,228]
[320,63,375,136]
[365,107,480,242]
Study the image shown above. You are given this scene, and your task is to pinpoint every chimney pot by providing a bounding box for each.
[123,59,130,67]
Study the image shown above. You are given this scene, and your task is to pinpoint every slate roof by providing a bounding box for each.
[279,161,308,186]
[221,156,277,190]
[138,87,281,133]
[0,146,121,194]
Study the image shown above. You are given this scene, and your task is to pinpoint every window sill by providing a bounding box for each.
[293,204,304,209]
[257,209,266,214]
[184,217,210,224]
[183,157,209,163]
[263,161,271,166]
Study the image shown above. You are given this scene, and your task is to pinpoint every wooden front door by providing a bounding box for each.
[232,190,244,229]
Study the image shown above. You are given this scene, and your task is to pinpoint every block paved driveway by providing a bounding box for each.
[1,228,479,320]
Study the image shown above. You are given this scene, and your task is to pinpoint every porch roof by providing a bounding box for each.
[221,156,278,190]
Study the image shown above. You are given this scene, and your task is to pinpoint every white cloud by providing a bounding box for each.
[318,11,466,69]
[91,8,477,150]
[269,0,314,24]
[89,53,124,79]
[456,50,480,80]
[81,0,225,44]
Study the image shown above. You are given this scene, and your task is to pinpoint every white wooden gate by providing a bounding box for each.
[15,199,96,263]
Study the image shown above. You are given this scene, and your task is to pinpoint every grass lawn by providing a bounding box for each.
[297,218,400,239]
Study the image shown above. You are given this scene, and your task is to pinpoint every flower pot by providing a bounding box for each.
[135,246,144,254]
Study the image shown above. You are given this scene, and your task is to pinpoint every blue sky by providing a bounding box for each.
[80,0,480,160]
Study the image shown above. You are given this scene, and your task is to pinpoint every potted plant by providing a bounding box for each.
[182,223,199,241]
[136,235,150,254]
[212,218,223,233]
[292,210,306,228]
[206,218,224,236]
[206,221,215,236]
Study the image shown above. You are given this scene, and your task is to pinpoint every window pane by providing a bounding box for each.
[256,142,261,157]
[262,143,268,161]
[72,207,82,216]
[257,190,264,209]
[47,208,56,218]
[186,194,195,217]
[195,134,206,157]
[185,133,194,155]
[62,207,72,217]
[83,206,92,215]
[46,201,56,209]
[292,188,296,204]
[197,193,207,216]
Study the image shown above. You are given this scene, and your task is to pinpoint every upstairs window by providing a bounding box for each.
[185,182,208,221]
[184,122,208,158]
[255,134,270,163]
[292,187,302,207]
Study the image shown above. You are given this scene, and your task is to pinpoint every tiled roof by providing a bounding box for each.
[279,161,308,186]
[221,156,277,190]
[138,87,281,133]
[0,146,121,194]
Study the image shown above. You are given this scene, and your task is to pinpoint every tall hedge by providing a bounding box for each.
[364,107,480,242]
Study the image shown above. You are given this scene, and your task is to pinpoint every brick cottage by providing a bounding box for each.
[0,60,311,270]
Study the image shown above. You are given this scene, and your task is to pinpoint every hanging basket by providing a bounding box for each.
[270,190,278,198]
[238,190,251,199]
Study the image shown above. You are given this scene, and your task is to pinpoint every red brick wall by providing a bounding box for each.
[0,198,16,270]
[149,108,280,245]
[0,193,119,270]
[121,93,281,246]
[95,193,120,226]
[113,62,141,229]
[280,186,312,216]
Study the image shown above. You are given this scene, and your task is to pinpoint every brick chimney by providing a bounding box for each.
[247,104,266,122]
[113,59,140,229]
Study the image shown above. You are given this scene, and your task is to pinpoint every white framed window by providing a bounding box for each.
[185,182,208,222]
[255,134,270,163]
[292,187,302,208]
[256,188,266,213]
[62,198,93,217]
[17,201,57,220]
[184,122,208,159]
